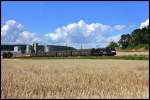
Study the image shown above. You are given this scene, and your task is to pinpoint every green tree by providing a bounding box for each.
[140,26,149,44]
[117,25,149,50]
[118,34,131,49]
[107,41,119,49]
[131,29,142,46]
[130,26,149,48]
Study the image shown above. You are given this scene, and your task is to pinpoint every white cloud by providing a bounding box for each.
[45,20,124,48]
[140,19,149,29]
[1,20,23,37]
[106,34,121,43]
[113,25,126,31]
[45,20,112,44]
[20,31,35,39]
[129,24,137,29]
[1,19,39,44]
[1,19,124,48]
[16,31,39,44]
[1,25,9,36]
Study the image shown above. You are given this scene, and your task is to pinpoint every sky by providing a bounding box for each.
[1,1,149,49]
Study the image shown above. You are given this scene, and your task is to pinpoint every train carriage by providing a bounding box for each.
[46,47,116,57]
[80,49,92,56]
[72,50,81,56]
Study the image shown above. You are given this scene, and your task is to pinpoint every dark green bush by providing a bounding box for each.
[3,52,13,58]
[144,44,149,50]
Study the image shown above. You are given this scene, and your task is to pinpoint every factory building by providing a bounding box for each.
[14,46,21,53]
[13,46,22,57]
[1,42,76,58]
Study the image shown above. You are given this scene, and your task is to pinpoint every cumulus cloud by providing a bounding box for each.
[140,19,149,29]
[1,20,23,37]
[17,31,40,44]
[1,19,124,48]
[20,31,35,39]
[113,25,126,31]
[45,20,123,48]
[1,20,39,44]
[106,34,121,43]
[45,20,112,44]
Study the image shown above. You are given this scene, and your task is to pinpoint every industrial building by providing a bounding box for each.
[1,43,76,58]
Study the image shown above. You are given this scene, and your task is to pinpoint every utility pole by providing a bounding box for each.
[65,42,67,57]
[81,43,83,50]
[96,44,99,48]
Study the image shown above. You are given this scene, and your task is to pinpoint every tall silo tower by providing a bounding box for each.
[44,45,49,53]
[26,45,31,54]
[32,42,38,55]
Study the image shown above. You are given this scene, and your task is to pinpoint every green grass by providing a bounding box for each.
[12,55,149,60]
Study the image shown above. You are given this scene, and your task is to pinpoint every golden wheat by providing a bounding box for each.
[1,59,149,99]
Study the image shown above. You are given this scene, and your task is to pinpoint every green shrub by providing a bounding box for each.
[3,52,13,58]
[144,44,149,50]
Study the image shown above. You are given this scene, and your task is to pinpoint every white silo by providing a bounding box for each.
[44,45,49,53]
[32,42,38,54]
[26,45,31,54]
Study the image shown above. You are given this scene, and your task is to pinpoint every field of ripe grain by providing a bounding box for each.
[1,59,149,99]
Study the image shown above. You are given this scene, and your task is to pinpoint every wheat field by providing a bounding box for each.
[1,59,149,99]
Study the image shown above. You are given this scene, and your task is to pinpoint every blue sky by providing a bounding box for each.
[1,1,149,48]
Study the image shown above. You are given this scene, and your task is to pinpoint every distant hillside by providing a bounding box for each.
[1,44,76,54]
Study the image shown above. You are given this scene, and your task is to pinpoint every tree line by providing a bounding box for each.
[108,25,149,50]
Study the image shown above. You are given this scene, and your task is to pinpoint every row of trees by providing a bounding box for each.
[108,25,149,50]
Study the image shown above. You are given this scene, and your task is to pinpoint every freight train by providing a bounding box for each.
[2,46,116,58]
[33,47,116,57]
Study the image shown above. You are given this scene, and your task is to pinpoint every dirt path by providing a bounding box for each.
[116,51,149,56]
